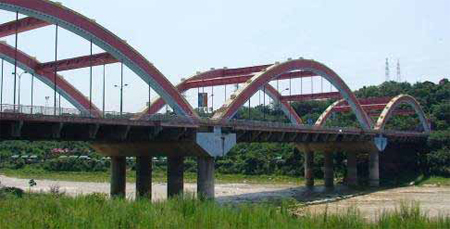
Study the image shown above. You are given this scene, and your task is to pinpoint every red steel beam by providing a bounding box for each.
[333,98,393,112]
[334,104,387,113]
[281,92,342,102]
[367,110,416,117]
[37,52,118,72]
[183,71,316,88]
[0,17,50,38]
[339,97,392,106]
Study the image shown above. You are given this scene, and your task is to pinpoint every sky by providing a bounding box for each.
[0,0,449,113]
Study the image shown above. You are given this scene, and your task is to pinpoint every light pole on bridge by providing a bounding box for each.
[114,62,128,116]
[12,71,30,112]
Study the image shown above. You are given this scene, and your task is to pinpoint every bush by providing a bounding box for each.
[425,147,450,177]
[0,187,24,198]
[43,158,108,172]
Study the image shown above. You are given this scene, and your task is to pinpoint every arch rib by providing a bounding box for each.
[136,67,303,124]
[212,59,373,130]
[315,99,344,126]
[0,41,101,117]
[374,94,431,133]
[0,0,197,120]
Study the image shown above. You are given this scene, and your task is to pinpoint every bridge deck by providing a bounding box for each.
[0,112,428,143]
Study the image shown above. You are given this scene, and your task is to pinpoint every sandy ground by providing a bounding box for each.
[0,175,296,203]
[302,185,450,220]
[2,175,450,220]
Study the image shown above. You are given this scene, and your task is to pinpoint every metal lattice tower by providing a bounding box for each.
[385,58,390,82]
[397,59,402,82]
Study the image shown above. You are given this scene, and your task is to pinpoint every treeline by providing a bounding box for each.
[1,79,450,181]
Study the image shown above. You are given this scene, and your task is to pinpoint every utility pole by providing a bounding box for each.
[397,59,402,82]
[385,58,390,82]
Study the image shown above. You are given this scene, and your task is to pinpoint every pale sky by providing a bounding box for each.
[0,0,449,113]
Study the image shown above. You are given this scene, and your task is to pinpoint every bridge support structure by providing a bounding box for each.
[369,150,380,187]
[346,152,358,186]
[324,152,334,190]
[167,156,185,197]
[136,156,152,199]
[304,151,314,189]
[110,156,126,198]
[197,157,215,199]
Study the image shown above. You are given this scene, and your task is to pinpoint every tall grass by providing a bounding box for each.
[0,193,449,228]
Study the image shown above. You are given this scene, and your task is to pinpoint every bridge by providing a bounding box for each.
[0,0,430,200]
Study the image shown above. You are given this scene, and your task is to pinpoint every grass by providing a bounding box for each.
[0,167,309,185]
[413,175,450,187]
[0,193,449,228]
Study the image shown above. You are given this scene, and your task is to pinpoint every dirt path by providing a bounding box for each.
[2,175,450,219]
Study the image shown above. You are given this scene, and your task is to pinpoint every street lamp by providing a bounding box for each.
[114,83,129,115]
[12,71,29,112]
[45,96,50,114]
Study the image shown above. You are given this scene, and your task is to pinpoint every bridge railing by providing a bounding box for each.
[0,104,427,136]
[0,104,85,116]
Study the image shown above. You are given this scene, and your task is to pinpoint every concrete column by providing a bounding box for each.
[136,156,152,199]
[346,152,358,186]
[369,150,380,187]
[197,157,215,199]
[304,151,314,188]
[324,152,334,190]
[110,156,126,198]
[167,156,184,198]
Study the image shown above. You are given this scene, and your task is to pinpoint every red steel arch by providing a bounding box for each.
[212,59,373,130]
[375,94,431,133]
[0,0,197,120]
[315,99,344,126]
[0,41,101,117]
[137,67,303,124]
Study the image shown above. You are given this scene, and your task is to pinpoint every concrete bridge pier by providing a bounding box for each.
[136,156,152,199]
[167,156,184,198]
[346,152,358,186]
[110,156,127,198]
[324,152,334,190]
[197,157,215,199]
[304,151,314,189]
[369,150,380,187]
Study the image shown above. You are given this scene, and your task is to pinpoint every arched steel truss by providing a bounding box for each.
[211,59,373,130]
[0,41,101,117]
[138,65,303,124]
[0,1,430,133]
[0,0,197,120]
[374,94,431,133]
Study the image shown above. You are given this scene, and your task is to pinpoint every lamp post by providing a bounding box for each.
[12,71,29,112]
[280,88,289,119]
[45,96,50,115]
[114,83,129,116]
[30,73,34,114]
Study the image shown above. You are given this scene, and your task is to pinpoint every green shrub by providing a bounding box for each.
[425,147,450,177]
[43,158,108,172]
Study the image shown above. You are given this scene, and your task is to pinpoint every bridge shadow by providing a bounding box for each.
[215,183,398,206]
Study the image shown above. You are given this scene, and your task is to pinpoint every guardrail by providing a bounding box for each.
[0,104,427,136]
